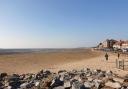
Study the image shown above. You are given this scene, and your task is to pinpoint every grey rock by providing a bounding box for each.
[97,72,106,78]
[64,81,71,88]
[71,80,90,89]
[7,86,12,89]
[93,79,104,89]
[0,68,127,89]
[50,77,64,88]
[105,81,121,89]
[106,70,113,77]
[84,82,94,88]
[53,86,65,89]
[72,80,81,89]
[20,82,29,89]
[34,81,40,87]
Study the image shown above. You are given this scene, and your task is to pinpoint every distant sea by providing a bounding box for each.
[0,48,88,55]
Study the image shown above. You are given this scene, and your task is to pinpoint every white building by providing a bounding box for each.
[122,41,128,49]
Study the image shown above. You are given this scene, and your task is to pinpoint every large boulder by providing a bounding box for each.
[105,81,121,89]
[50,77,64,88]
[113,77,124,83]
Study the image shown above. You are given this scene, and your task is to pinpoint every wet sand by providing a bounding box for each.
[0,49,100,74]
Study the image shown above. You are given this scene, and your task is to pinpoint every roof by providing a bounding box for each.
[114,40,128,45]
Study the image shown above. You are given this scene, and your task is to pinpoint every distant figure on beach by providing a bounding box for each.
[105,53,109,61]
[118,53,120,59]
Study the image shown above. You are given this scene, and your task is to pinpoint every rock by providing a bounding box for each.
[64,81,71,88]
[50,77,64,88]
[87,77,93,82]
[20,82,29,89]
[72,80,81,89]
[124,75,128,83]
[80,84,90,89]
[58,70,67,74]
[9,81,22,89]
[85,68,91,73]
[0,73,8,80]
[60,76,64,81]
[53,86,65,89]
[80,73,86,78]
[121,86,128,89]
[97,72,106,78]
[124,78,128,83]
[105,81,121,89]
[44,70,51,75]
[73,75,80,80]
[19,74,26,80]
[26,83,35,88]
[7,86,12,89]
[4,80,9,87]
[0,68,126,89]
[97,69,102,72]
[35,81,40,87]
[38,80,47,88]
[23,74,33,80]
[71,80,90,89]
[92,69,98,73]
[8,74,20,82]
[64,74,71,81]
[0,82,4,88]
[39,69,44,74]
[113,77,124,83]
[86,73,91,77]
[72,81,91,89]
[84,81,94,88]
[20,82,34,89]
[93,79,104,89]
[106,70,113,77]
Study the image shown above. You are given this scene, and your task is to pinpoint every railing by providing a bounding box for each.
[116,59,128,70]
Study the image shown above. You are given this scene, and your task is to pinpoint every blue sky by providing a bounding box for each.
[0,0,128,48]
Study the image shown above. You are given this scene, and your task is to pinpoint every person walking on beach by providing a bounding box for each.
[118,53,120,59]
[105,53,109,61]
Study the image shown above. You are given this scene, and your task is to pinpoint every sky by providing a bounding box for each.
[0,0,128,48]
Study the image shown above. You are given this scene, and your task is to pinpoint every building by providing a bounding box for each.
[113,41,123,49]
[97,43,104,49]
[113,40,128,51]
[122,41,128,49]
[102,39,117,48]
[113,43,121,49]
[97,39,128,51]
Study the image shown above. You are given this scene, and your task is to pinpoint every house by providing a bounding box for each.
[101,39,117,48]
[113,40,123,49]
[113,40,128,52]
[122,41,128,49]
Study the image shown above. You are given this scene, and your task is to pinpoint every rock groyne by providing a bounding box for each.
[0,68,128,89]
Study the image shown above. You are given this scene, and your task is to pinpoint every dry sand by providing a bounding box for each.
[54,52,128,77]
[0,48,128,77]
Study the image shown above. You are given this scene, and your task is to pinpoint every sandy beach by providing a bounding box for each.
[0,48,127,77]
